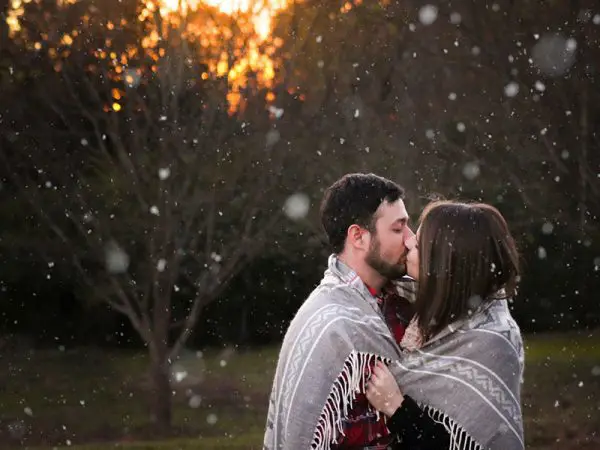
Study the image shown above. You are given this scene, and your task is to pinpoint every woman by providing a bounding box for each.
[365,200,525,449]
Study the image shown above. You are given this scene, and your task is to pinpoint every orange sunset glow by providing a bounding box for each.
[143,0,289,110]
[160,0,288,40]
[6,0,289,112]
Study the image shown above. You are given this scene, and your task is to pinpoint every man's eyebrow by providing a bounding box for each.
[392,217,409,225]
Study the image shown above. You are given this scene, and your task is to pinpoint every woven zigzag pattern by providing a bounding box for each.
[451,363,520,420]
[402,352,521,423]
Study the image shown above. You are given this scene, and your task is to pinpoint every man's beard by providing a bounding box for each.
[365,240,407,280]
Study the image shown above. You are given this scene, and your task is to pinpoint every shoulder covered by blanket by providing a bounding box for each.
[263,259,405,450]
[393,299,525,450]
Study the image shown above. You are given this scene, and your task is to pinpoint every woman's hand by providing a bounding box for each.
[365,361,404,417]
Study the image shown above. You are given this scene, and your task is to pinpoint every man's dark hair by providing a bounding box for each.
[319,173,405,253]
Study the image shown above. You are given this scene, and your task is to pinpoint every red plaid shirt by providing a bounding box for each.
[332,282,415,449]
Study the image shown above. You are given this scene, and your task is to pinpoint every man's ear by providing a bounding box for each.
[347,224,367,251]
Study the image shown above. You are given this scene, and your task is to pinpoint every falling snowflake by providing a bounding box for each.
[531,33,577,77]
[266,129,280,147]
[418,5,438,25]
[156,259,167,272]
[456,122,466,132]
[268,106,284,119]
[541,222,554,235]
[462,162,480,180]
[534,81,546,92]
[206,413,218,425]
[449,12,462,24]
[283,193,310,220]
[174,370,188,382]
[149,205,160,216]
[189,395,202,408]
[537,246,547,259]
[105,241,130,274]
[158,168,171,180]
[504,82,519,97]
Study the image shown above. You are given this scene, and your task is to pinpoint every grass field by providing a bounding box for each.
[1,330,599,449]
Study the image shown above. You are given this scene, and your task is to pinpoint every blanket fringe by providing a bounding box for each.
[310,351,391,450]
[421,403,483,450]
[309,351,485,450]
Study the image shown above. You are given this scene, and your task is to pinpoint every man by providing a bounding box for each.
[264,173,416,450]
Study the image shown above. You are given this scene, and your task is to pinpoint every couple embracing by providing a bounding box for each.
[264,173,524,450]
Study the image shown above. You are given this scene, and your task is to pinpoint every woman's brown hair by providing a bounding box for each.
[415,200,520,338]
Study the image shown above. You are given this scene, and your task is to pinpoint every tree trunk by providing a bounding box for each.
[150,353,172,432]
[150,288,173,432]
[578,80,588,233]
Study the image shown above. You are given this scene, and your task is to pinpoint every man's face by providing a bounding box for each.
[364,199,413,280]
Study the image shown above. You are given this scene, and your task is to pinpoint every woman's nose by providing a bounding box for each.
[405,234,417,250]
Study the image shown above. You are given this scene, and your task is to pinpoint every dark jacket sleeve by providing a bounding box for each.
[386,395,451,449]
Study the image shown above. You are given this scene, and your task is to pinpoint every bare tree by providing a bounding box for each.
[1,0,302,430]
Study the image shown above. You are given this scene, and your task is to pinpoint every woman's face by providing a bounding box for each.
[405,227,420,279]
